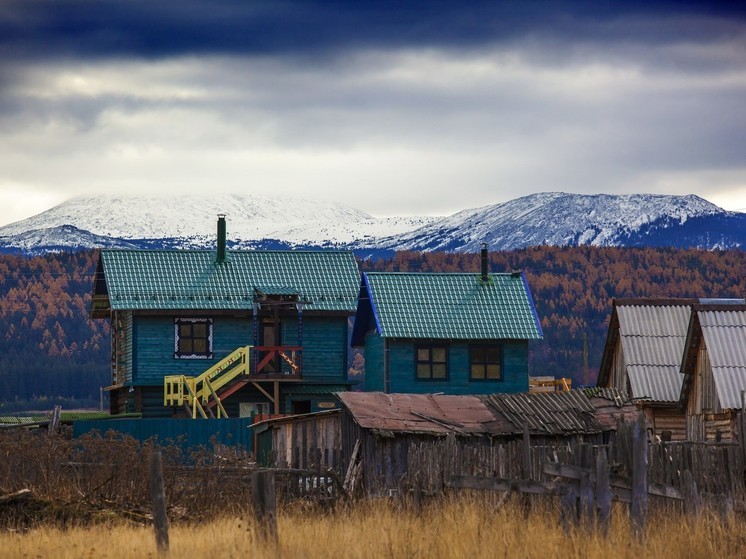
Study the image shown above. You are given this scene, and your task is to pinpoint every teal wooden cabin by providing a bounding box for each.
[90,216,360,418]
[351,249,543,394]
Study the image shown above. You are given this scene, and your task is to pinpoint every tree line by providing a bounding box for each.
[0,247,743,411]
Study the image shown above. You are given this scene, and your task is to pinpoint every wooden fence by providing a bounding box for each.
[403,417,746,508]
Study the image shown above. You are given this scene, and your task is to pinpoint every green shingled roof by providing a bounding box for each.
[97,249,360,312]
[359,272,543,340]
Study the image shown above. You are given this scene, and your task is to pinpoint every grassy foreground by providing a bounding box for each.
[2,497,745,559]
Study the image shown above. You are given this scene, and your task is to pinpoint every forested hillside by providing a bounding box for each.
[0,247,743,411]
[0,251,109,411]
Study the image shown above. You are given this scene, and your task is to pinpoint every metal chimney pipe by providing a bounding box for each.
[217,214,227,263]
[480,243,489,282]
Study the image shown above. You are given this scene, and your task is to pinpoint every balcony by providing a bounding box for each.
[253,346,302,379]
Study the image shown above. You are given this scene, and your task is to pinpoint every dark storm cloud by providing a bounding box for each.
[1,0,744,61]
[1,0,745,223]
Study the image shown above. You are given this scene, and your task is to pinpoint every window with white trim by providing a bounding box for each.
[174,318,213,359]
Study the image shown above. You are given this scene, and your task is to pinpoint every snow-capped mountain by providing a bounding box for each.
[0,192,742,255]
[0,193,438,252]
[370,192,745,252]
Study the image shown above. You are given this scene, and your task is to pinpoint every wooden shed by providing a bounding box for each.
[335,389,637,495]
[679,302,746,442]
[253,410,342,469]
[597,298,695,440]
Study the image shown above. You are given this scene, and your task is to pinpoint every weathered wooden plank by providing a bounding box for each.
[448,475,569,496]
[541,462,682,500]
[595,449,611,535]
[149,451,170,554]
[632,413,648,541]
[252,470,277,542]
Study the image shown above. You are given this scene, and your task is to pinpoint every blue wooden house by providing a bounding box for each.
[351,249,543,394]
[90,216,360,418]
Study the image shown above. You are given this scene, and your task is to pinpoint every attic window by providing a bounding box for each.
[174,318,213,359]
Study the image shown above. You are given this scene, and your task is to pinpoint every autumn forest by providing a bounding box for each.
[0,247,743,411]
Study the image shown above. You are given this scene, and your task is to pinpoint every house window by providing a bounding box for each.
[470,345,502,380]
[174,318,213,359]
[416,346,448,380]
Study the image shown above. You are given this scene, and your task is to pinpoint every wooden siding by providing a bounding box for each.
[110,311,134,385]
[132,314,348,385]
[686,341,729,441]
[645,406,687,442]
[259,413,342,469]
[125,312,134,383]
[607,336,628,394]
[133,315,250,385]
[687,411,738,443]
[381,338,529,395]
[364,332,385,392]
[283,317,349,380]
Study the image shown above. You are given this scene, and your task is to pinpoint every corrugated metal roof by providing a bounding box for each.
[485,388,633,435]
[615,302,691,402]
[336,389,635,437]
[627,365,682,402]
[697,309,746,410]
[616,303,691,338]
[359,272,543,340]
[98,249,360,312]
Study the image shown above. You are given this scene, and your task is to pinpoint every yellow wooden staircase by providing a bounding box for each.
[164,346,251,419]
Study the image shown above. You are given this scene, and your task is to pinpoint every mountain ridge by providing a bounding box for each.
[0,192,742,254]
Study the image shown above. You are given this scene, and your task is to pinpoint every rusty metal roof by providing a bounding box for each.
[336,392,496,436]
[336,389,635,437]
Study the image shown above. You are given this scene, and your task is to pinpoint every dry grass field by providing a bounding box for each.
[2,497,745,559]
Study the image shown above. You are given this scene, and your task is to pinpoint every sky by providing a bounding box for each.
[1,1,745,226]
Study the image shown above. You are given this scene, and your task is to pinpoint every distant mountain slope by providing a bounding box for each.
[0,191,742,254]
[370,193,744,252]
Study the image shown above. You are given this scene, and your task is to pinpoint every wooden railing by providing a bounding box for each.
[253,346,302,377]
[164,346,251,418]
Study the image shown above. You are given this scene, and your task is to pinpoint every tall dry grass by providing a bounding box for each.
[2,496,745,559]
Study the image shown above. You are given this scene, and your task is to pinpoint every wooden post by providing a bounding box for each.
[522,423,532,479]
[47,405,62,435]
[595,448,611,536]
[149,451,169,554]
[252,470,278,542]
[631,413,648,541]
[682,470,700,517]
[521,423,532,517]
[577,443,594,530]
[560,485,578,534]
